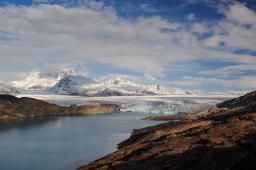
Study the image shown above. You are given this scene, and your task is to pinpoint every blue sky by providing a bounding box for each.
[0,0,256,93]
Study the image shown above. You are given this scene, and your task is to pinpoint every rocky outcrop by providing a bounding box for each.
[0,95,120,121]
[78,91,256,170]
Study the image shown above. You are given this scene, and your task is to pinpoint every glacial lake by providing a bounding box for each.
[0,112,163,170]
[0,94,228,170]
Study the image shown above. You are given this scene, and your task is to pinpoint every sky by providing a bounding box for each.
[0,0,256,93]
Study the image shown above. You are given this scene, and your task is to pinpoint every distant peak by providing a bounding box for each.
[11,68,78,90]
[0,82,19,95]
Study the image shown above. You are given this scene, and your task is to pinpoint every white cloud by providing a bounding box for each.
[33,0,49,4]
[97,74,140,82]
[171,76,256,89]
[144,74,156,81]
[140,4,161,13]
[203,3,256,50]
[191,23,209,34]
[187,13,196,21]
[225,3,256,25]
[199,64,256,77]
[0,4,185,80]
[0,3,255,91]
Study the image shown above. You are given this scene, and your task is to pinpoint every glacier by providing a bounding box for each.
[119,97,222,115]
[95,96,227,115]
[16,94,229,115]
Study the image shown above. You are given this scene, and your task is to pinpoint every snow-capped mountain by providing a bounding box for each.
[12,69,76,90]
[95,76,191,96]
[50,76,154,96]
[50,75,192,96]
[0,82,19,95]
[91,76,156,96]
[12,69,192,96]
[50,75,97,95]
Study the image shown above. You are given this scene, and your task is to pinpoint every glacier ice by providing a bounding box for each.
[118,97,225,115]
[16,94,227,115]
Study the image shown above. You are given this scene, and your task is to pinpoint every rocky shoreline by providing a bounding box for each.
[78,90,256,170]
[0,95,121,121]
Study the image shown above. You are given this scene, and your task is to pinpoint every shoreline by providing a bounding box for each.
[78,90,256,170]
[0,95,121,122]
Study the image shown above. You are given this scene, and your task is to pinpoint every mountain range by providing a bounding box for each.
[11,69,192,96]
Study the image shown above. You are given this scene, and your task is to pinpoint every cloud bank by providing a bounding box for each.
[0,1,255,92]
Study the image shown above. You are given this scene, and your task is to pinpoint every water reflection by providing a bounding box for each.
[0,112,163,170]
[0,117,59,132]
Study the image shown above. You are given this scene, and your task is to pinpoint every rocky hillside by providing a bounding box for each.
[78,91,256,170]
[0,95,120,121]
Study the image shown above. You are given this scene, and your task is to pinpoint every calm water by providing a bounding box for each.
[0,112,162,170]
